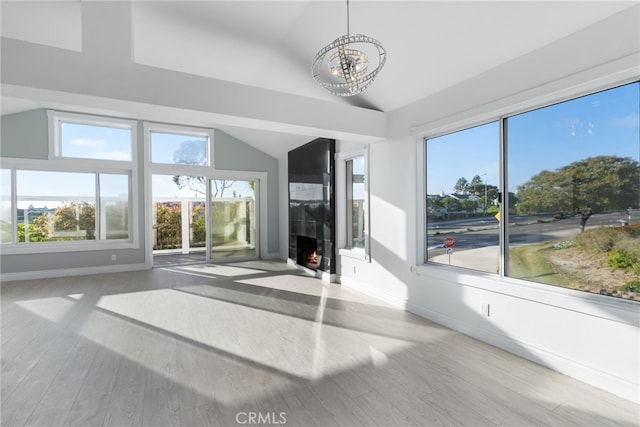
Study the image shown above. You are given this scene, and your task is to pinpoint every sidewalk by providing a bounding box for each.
[431,246,500,273]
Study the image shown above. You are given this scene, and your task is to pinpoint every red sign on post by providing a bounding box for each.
[443,236,455,248]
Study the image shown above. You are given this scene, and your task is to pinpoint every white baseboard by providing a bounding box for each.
[287,258,337,283]
[1,263,147,282]
[406,301,639,404]
[339,275,408,310]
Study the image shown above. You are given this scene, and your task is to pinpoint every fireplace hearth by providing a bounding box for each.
[297,236,320,271]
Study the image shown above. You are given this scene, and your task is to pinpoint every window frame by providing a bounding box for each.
[1,111,139,253]
[48,110,136,165]
[144,122,214,173]
[417,77,640,304]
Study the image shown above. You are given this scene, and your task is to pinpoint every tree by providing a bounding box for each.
[172,175,236,197]
[53,202,95,239]
[515,156,640,229]
[460,198,478,213]
[454,177,469,194]
[469,174,484,188]
[442,197,460,212]
[191,203,206,247]
[171,139,236,197]
[154,202,182,250]
[18,214,49,242]
[211,179,234,198]
[173,139,207,166]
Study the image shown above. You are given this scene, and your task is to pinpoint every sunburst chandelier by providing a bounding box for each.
[311,0,386,97]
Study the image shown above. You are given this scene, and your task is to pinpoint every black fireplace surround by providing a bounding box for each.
[288,138,335,274]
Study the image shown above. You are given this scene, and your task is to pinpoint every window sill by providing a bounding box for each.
[339,248,370,262]
[416,262,639,320]
[1,240,138,255]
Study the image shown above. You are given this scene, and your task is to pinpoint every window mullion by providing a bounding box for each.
[96,173,102,240]
[499,117,508,278]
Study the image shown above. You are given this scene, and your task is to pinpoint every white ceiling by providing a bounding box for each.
[1,1,637,157]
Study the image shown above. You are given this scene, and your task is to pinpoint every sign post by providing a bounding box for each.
[443,236,455,265]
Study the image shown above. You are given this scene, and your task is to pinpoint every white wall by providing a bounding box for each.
[331,8,640,403]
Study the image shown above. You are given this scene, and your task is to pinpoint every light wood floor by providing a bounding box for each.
[2,260,638,426]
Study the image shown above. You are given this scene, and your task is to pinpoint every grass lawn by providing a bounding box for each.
[508,243,573,287]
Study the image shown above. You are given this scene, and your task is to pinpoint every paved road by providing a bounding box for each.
[427,212,629,258]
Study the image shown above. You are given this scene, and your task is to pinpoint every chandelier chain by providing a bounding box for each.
[346,0,350,35]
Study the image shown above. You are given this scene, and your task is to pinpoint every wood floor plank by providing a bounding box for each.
[102,385,144,427]
[352,390,419,426]
[64,393,111,427]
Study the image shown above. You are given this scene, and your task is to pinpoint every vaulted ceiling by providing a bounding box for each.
[1,1,638,157]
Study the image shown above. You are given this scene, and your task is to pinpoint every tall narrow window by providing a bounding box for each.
[99,174,130,240]
[346,156,366,249]
[426,122,500,273]
[506,83,640,296]
[1,169,12,243]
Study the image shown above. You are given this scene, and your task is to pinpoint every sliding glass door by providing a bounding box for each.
[210,179,257,260]
[151,174,207,265]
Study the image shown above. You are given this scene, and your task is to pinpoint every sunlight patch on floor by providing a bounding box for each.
[164,263,267,278]
[14,297,76,323]
[79,288,414,404]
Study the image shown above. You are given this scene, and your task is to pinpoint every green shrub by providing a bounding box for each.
[608,249,640,272]
[573,227,618,253]
[573,224,640,255]
[619,278,640,293]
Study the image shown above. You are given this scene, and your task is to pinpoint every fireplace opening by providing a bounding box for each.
[297,235,319,271]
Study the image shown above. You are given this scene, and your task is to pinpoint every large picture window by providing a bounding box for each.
[12,170,131,243]
[425,82,640,301]
[505,82,640,297]
[1,111,136,250]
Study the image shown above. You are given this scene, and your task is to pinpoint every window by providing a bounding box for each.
[1,169,12,243]
[0,111,137,251]
[50,111,134,162]
[99,174,130,240]
[505,82,639,296]
[424,82,640,301]
[17,170,96,242]
[426,122,500,273]
[346,156,366,249]
[12,171,131,243]
[150,131,209,166]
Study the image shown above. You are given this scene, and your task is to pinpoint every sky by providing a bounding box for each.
[61,122,131,161]
[9,127,255,204]
[427,82,640,194]
[152,174,254,199]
